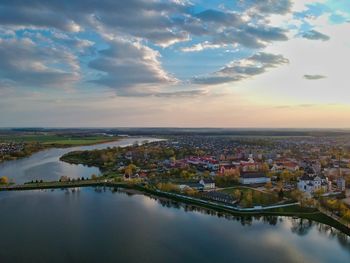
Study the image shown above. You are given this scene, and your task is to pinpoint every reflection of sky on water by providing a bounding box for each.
[0,137,162,184]
[0,187,349,263]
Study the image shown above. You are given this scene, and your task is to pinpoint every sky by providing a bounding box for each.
[0,0,350,128]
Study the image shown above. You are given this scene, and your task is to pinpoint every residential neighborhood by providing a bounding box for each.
[60,135,350,223]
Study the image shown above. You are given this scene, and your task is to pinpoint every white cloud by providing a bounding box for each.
[0,37,80,88]
[193,52,289,85]
[89,38,177,95]
[181,41,224,52]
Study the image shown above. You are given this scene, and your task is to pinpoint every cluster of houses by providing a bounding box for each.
[120,137,348,197]
[124,150,346,196]
[0,142,25,155]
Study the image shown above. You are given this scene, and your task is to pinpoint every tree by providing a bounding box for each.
[313,188,325,199]
[341,210,350,224]
[124,164,137,177]
[276,180,283,190]
[242,191,253,207]
[184,188,198,196]
[156,183,179,192]
[261,162,270,172]
[59,176,69,182]
[290,189,309,207]
[278,188,284,200]
[280,170,292,183]
[0,176,9,185]
[233,189,241,201]
[203,171,210,178]
[265,181,273,190]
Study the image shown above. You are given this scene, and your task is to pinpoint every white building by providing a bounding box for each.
[297,174,329,195]
[271,161,299,172]
[199,178,215,189]
[239,172,270,185]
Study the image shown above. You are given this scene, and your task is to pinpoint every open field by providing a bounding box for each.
[0,134,118,146]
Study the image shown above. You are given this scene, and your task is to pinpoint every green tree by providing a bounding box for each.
[242,191,253,207]
[341,210,350,224]
[0,176,9,185]
[233,189,241,200]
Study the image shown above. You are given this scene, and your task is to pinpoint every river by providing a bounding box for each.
[0,137,162,184]
[0,187,349,263]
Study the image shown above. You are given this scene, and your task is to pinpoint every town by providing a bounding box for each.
[59,135,350,225]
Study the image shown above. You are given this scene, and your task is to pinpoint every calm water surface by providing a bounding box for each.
[0,187,349,263]
[0,137,161,184]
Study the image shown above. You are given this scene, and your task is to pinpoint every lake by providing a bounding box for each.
[0,137,162,184]
[0,187,349,263]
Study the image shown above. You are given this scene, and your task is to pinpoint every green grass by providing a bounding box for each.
[220,186,280,207]
[0,134,118,146]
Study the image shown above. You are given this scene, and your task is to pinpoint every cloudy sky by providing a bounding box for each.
[0,0,350,128]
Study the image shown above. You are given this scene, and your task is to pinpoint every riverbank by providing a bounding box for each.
[1,180,349,236]
[0,136,121,164]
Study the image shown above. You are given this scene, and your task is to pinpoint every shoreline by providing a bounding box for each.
[1,181,349,236]
[0,137,121,165]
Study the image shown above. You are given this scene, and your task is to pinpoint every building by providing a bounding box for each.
[186,156,219,171]
[240,158,261,172]
[201,191,236,204]
[297,174,329,195]
[337,177,346,191]
[239,172,271,185]
[199,178,215,189]
[219,164,239,176]
[179,182,204,191]
[271,161,299,172]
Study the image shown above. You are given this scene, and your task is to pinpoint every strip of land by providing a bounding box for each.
[0,133,120,163]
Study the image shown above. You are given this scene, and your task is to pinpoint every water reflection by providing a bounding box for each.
[0,187,349,263]
[110,186,350,248]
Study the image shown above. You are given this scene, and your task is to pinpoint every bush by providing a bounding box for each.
[0,176,9,185]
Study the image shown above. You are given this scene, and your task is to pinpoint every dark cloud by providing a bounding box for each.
[195,9,242,26]
[302,30,330,41]
[193,52,289,85]
[0,38,79,88]
[0,0,190,47]
[0,0,290,49]
[303,74,327,80]
[244,0,292,15]
[181,8,289,50]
